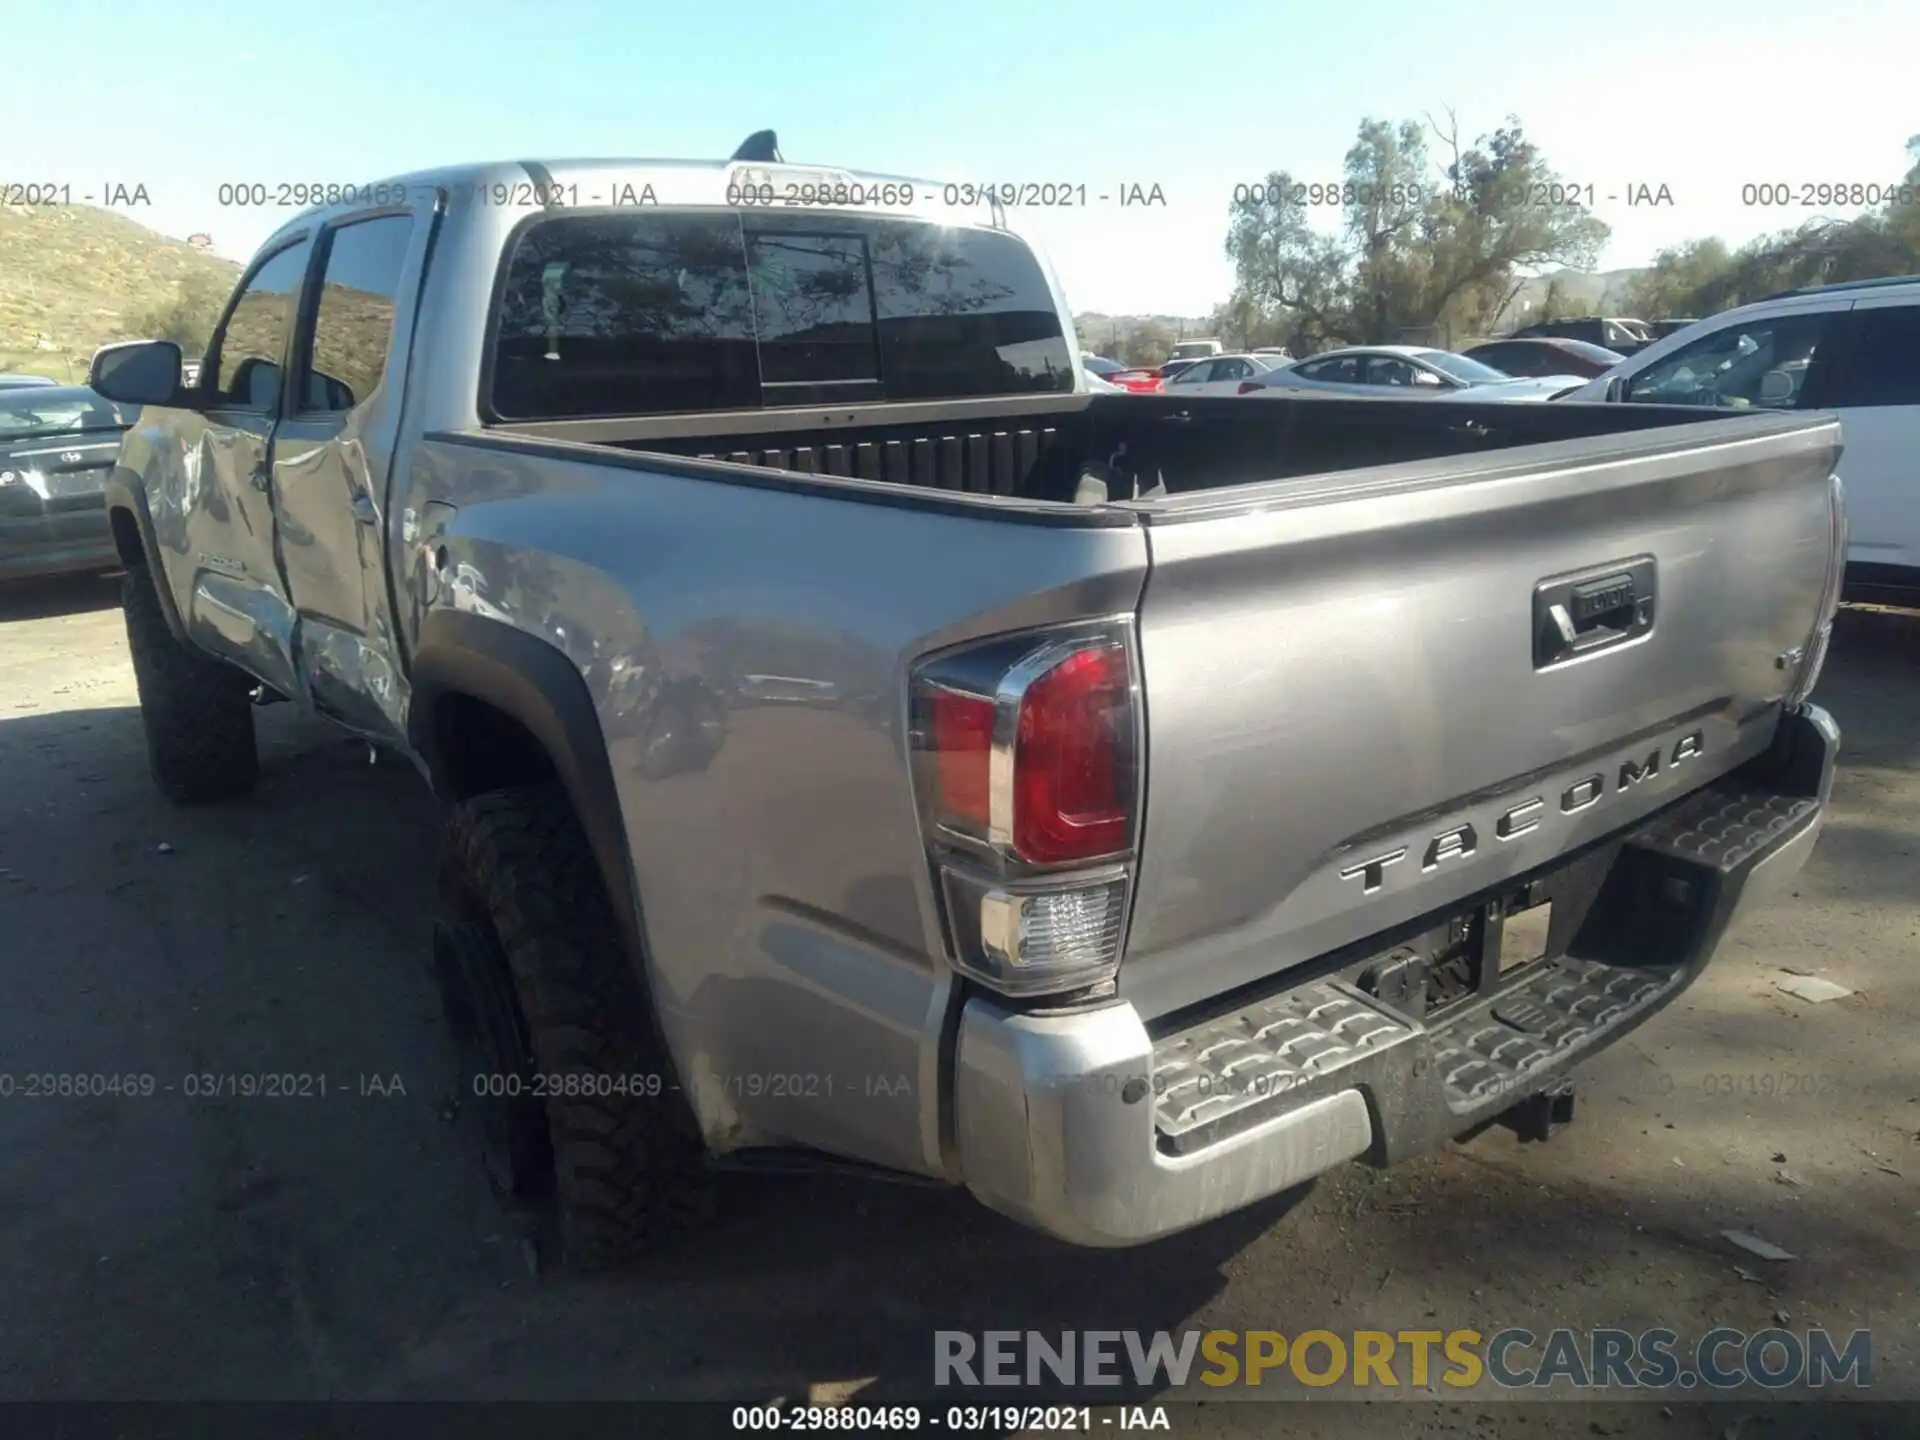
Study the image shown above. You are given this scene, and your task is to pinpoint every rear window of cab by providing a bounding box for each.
[488,212,1075,421]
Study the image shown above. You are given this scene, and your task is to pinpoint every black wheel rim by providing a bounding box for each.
[431,916,552,1200]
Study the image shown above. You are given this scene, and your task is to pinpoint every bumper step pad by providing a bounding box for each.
[1430,958,1681,1108]
[1626,782,1818,873]
[1148,747,1828,1158]
[1151,982,1411,1151]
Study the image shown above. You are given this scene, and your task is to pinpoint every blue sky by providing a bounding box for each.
[4,0,1916,316]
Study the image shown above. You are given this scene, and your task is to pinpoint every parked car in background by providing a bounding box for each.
[0,373,61,390]
[1157,357,1203,382]
[1558,273,1920,606]
[1511,317,1654,354]
[1243,346,1587,402]
[1085,372,1123,393]
[1166,338,1223,363]
[1158,352,1297,396]
[181,358,204,387]
[1105,367,1164,393]
[1648,320,1700,341]
[0,385,140,582]
[1251,345,1293,360]
[1464,337,1626,379]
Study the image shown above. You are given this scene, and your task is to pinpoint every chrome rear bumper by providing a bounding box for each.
[953,703,1838,1247]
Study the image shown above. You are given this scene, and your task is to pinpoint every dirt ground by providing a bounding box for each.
[0,574,1914,1437]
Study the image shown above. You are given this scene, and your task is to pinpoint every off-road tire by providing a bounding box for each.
[121,563,258,803]
[439,784,713,1267]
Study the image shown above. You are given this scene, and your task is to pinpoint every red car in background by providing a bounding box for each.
[1084,353,1165,393]
[1464,336,1627,379]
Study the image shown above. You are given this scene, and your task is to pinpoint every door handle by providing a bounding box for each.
[1533,558,1657,669]
[349,490,377,525]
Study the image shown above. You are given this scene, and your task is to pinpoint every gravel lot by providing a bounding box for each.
[0,575,1913,1435]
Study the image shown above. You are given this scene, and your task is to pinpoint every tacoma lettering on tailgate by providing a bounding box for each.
[1338,729,1705,896]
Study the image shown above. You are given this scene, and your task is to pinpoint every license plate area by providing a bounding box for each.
[47,466,109,498]
[1423,882,1562,1019]
[1499,899,1553,975]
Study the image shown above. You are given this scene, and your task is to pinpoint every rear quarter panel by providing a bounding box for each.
[401,436,1147,1175]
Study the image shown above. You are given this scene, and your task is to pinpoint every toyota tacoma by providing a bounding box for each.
[90,134,1843,1263]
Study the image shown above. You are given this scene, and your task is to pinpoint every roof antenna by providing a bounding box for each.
[731,129,783,163]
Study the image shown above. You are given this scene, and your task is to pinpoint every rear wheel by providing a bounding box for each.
[121,563,258,803]
[435,784,713,1266]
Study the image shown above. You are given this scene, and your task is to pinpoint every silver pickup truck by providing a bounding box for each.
[89,138,1844,1265]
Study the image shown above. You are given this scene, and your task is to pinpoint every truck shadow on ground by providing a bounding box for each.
[0,612,1913,1406]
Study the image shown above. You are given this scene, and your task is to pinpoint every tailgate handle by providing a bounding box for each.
[1534,558,1656,668]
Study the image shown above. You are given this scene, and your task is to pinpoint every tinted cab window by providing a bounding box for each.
[490,213,1072,420]
[210,242,312,410]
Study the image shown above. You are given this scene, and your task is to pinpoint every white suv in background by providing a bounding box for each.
[1561,275,1920,606]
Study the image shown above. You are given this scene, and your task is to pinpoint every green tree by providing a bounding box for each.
[1625,135,1920,319]
[1115,320,1175,367]
[1223,112,1609,349]
[1622,238,1734,319]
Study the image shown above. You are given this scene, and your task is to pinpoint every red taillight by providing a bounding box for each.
[912,627,1139,996]
[916,633,1136,866]
[1013,645,1130,864]
[930,688,994,832]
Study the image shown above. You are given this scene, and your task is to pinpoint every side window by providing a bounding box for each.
[1472,345,1515,372]
[210,241,312,411]
[1216,358,1252,381]
[1365,357,1416,386]
[1626,311,1837,410]
[1826,304,1920,408]
[300,215,415,414]
[1171,361,1212,384]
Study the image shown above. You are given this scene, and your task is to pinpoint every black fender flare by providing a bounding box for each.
[103,468,188,643]
[408,608,651,993]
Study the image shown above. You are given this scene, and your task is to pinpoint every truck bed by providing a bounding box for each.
[425,388,1838,1180]
[502,391,1728,506]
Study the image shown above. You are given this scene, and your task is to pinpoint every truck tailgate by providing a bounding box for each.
[1121,412,1841,1022]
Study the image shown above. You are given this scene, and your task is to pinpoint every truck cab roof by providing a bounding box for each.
[256,155,1007,259]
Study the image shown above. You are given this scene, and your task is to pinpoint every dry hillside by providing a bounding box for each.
[0,205,241,382]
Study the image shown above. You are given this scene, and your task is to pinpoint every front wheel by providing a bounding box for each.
[121,563,258,803]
